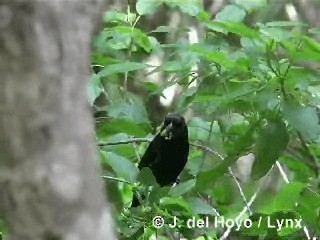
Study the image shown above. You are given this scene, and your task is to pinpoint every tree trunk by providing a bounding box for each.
[0,0,116,239]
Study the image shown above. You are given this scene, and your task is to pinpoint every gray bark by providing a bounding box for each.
[0,0,116,239]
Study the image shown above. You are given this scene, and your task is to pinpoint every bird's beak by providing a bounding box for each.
[161,123,173,140]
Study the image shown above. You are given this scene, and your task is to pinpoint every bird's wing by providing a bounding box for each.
[138,136,160,170]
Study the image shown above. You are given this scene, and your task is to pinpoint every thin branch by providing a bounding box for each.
[275,161,289,183]
[198,120,215,177]
[95,116,111,122]
[265,41,280,77]
[220,190,259,240]
[132,142,141,162]
[228,167,252,215]
[101,175,133,185]
[99,138,252,214]
[191,142,252,215]
[98,138,224,162]
[98,138,151,146]
[190,142,224,160]
[297,131,317,165]
[275,161,311,240]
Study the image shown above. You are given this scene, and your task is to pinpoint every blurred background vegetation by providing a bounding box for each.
[0,1,310,240]
[90,0,320,239]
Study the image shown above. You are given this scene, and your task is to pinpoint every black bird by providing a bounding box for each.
[132,113,189,206]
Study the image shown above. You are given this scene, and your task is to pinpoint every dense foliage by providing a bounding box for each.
[90,1,320,239]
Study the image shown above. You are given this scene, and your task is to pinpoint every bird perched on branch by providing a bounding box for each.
[132,113,189,206]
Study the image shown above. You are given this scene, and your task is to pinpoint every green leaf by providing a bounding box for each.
[102,26,132,50]
[227,22,260,38]
[297,191,320,231]
[99,134,136,158]
[282,40,320,62]
[265,21,308,28]
[178,1,202,17]
[169,179,196,197]
[226,120,257,156]
[215,5,246,23]
[252,119,289,179]
[282,104,320,141]
[192,94,217,103]
[98,62,148,77]
[302,36,320,52]
[190,44,235,68]
[161,197,194,214]
[161,60,185,72]
[235,0,267,11]
[275,182,306,212]
[205,21,259,39]
[149,186,169,204]
[255,89,281,112]
[133,29,152,52]
[108,101,149,124]
[140,81,161,93]
[196,156,238,191]
[103,10,129,23]
[187,198,219,216]
[246,212,300,236]
[165,0,202,16]
[137,168,158,186]
[97,119,148,139]
[188,118,220,146]
[87,74,103,105]
[279,156,316,183]
[259,26,293,42]
[308,28,320,35]
[101,151,139,183]
[136,0,161,15]
[151,25,172,33]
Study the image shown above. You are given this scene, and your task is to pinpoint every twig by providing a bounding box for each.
[190,142,224,160]
[197,120,216,181]
[275,161,311,240]
[132,142,141,162]
[228,167,252,215]
[297,132,317,165]
[98,138,151,146]
[220,190,259,240]
[98,138,224,161]
[101,175,133,185]
[275,161,289,183]
[191,142,252,215]
[99,138,252,215]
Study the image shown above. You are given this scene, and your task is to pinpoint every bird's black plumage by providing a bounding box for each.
[138,113,189,186]
[131,114,189,207]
